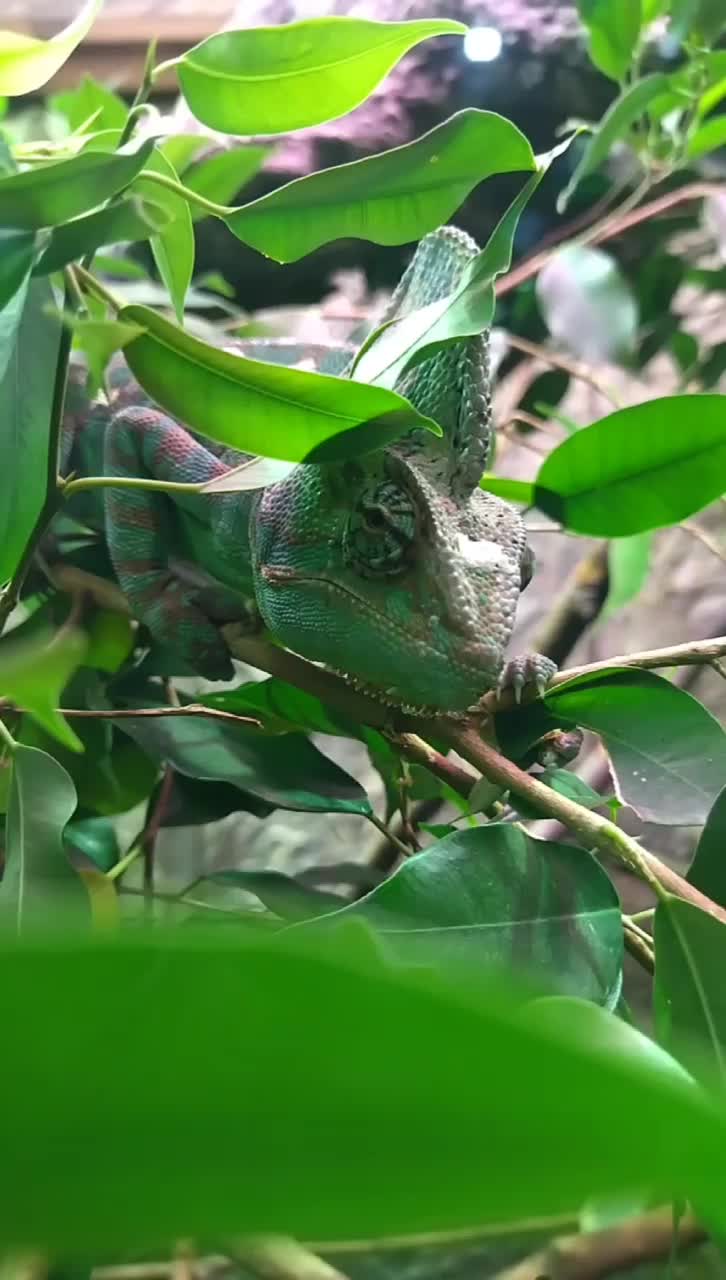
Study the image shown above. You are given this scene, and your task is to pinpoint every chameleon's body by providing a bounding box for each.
[60,226,547,713]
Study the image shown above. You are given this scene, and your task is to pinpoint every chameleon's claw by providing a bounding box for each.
[497,653,557,704]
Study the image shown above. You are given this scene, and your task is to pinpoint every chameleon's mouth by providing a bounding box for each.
[260,564,499,705]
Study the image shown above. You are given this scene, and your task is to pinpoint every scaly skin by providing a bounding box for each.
[60,226,553,713]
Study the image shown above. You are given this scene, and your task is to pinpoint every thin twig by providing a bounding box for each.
[679,520,726,565]
[549,634,726,685]
[51,705,260,728]
[367,813,418,862]
[504,334,621,409]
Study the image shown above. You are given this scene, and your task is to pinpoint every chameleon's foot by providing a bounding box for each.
[498,652,557,704]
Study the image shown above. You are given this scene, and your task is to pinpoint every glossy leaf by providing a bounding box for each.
[175,17,466,136]
[559,74,669,209]
[536,245,638,362]
[0,0,102,95]
[34,196,172,275]
[0,628,87,752]
[3,745,82,932]
[202,678,356,738]
[655,897,726,1087]
[50,75,128,134]
[534,395,726,536]
[184,146,269,218]
[226,110,535,263]
[0,229,35,311]
[115,707,372,815]
[353,164,547,389]
[120,304,439,462]
[295,825,622,1005]
[0,278,61,582]
[0,138,155,230]
[479,475,534,506]
[671,0,726,43]
[208,869,342,919]
[576,0,642,82]
[0,927,723,1250]
[64,815,120,874]
[687,785,726,907]
[603,532,653,617]
[688,115,726,160]
[545,669,726,826]
[134,147,194,325]
[0,269,29,383]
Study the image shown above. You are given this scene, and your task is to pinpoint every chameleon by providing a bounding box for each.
[60,225,554,715]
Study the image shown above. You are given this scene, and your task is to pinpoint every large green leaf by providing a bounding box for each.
[50,74,128,134]
[115,707,372,815]
[536,245,638,363]
[208,869,342,919]
[353,165,546,389]
[671,0,726,43]
[0,927,722,1250]
[687,786,726,907]
[576,0,642,81]
[2,745,82,932]
[0,277,61,582]
[603,532,653,617]
[174,17,465,135]
[119,304,439,461]
[654,897,726,1087]
[133,147,194,324]
[544,669,726,826]
[534,395,726,536]
[0,269,29,383]
[0,138,155,230]
[0,0,102,95]
[559,74,669,209]
[0,229,35,311]
[296,825,622,1005]
[225,110,535,263]
[34,196,172,275]
[202,678,357,738]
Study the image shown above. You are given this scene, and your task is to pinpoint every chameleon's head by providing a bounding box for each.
[251,225,532,713]
[251,448,531,713]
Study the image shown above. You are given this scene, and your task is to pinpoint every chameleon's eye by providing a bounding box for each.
[343,482,417,577]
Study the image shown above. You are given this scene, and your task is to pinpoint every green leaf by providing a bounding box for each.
[3,745,82,932]
[576,0,642,82]
[654,897,726,1087]
[66,316,145,398]
[84,610,134,674]
[183,146,269,218]
[544,669,726,826]
[671,0,726,43]
[0,628,87,752]
[202,678,357,738]
[687,786,726,908]
[0,277,61,581]
[0,137,155,230]
[0,927,722,1251]
[114,707,372,816]
[0,228,35,311]
[534,395,726,536]
[64,815,120,874]
[225,110,535,263]
[50,74,128,134]
[34,196,173,275]
[208,869,342,920]
[479,475,535,506]
[603,532,653,617]
[559,74,669,210]
[511,767,607,820]
[353,162,549,388]
[134,147,194,325]
[119,304,440,462]
[295,825,623,1005]
[688,115,726,160]
[0,0,103,96]
[175,17,466,136]
[536,245,638,362]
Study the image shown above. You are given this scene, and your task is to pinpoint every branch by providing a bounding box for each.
[549,634,726,685]
[5,705,261,729]
[492,1206,705,1280]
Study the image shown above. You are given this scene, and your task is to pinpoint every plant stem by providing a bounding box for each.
[136,168,233,219]
[64,474,206,498]
[367,813,415,862]
[0,716,18,753]
[72,264,122,312]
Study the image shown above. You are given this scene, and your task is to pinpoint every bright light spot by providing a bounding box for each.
[463,26,503,62]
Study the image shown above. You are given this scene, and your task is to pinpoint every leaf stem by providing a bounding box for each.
[0,716,18,753]
[64,474,206,498]
[72,264,122,312]
[136,168,233,219]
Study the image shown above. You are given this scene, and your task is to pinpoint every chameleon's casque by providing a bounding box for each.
[61,226,546,712]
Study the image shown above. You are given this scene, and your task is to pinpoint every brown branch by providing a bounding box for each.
[51,705,260,728]
[622,917,655,975]
[549,634,726,685]
[497,181,724,300]
[503,335,621,408]
[428,724,726,926]
[493,1206,705,1280]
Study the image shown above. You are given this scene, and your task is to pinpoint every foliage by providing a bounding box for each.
[0,0,726,1269]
